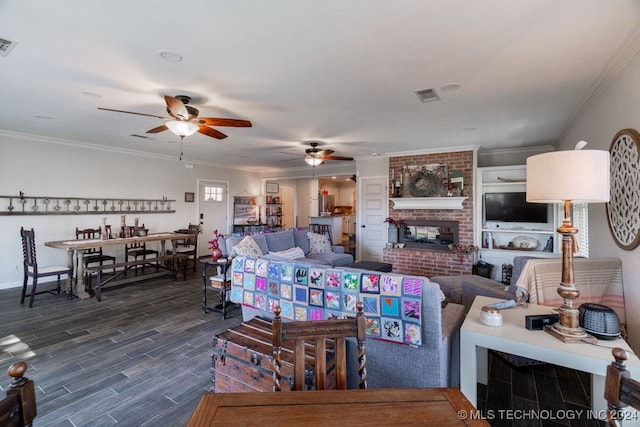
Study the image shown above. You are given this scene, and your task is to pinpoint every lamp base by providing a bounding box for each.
[544,323,597,344]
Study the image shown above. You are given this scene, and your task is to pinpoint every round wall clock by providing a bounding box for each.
[606,128,640,250]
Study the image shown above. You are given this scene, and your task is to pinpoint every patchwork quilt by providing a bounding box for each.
[230,256,424,346]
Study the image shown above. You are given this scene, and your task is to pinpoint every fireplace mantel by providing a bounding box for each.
[389,197,467,210]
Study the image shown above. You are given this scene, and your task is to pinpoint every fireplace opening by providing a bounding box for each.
[401,220,459,251]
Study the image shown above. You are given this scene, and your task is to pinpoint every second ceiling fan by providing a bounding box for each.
[303,141,353,166]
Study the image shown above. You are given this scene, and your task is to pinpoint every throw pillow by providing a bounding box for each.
[268,247,305,260]
[307,232,332,254]
[232,236,263,258]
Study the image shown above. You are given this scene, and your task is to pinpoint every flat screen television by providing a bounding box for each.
[484,192,549,223]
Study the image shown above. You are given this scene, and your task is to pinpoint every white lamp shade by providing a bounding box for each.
[305,156,324,166]
[166,120,199,137]
[526,150,610,203]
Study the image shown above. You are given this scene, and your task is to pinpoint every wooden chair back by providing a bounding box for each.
[605,347,640,426]
[0,361,36,427]
[272,301,367,391]
[75,227,104,256]
[20,228,37,271]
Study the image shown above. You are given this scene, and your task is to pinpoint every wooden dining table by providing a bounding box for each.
[45,232,189,299]
[187,388,489,426]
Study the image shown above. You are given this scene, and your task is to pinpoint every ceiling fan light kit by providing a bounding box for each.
[166,120,199,137]
[305,156,324,166]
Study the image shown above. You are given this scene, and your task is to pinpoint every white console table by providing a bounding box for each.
[460,296,640,423]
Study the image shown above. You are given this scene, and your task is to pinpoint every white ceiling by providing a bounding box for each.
[1,1,639,173]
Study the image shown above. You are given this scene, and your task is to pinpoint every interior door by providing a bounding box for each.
[358,176,387,261]
[198,180,229,257]
[280,185,295,228]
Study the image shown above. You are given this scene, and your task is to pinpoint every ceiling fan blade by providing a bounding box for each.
[317,149,335,156]
[97,107,167,120]
[146,124,168,134]
[164,95,189,120]
[198,125,228,140]
[323,155,354,161]
[198,118,252,127]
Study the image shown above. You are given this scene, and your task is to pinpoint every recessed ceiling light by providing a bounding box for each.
[441,83,461,92]
[35,115,52,120]
[157,50,182,62]
[331,176,337,179]
[81,91,102,98]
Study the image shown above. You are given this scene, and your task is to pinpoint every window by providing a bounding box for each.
[204,185,224,202]
[573,203,589,257]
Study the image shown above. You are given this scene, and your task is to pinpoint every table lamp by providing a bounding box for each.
[526,145,610,343]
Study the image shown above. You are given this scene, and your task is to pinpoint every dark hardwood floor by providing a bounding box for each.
[477,352,605,427]
[1,262,606,426]
[0,263,241,427]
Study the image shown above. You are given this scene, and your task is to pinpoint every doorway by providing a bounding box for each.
[198,179,229,257]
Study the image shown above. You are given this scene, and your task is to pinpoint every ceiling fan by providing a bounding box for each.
[98,95,252,140]
[303,141,354,166]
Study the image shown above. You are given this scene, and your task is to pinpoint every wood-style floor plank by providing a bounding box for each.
[0,265,240,427]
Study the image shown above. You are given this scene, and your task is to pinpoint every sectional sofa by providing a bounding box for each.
[220,228,353,267]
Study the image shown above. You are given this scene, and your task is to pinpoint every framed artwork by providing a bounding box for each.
[184,192,195,203]
[607,128,640,250]
[266,182,279,193]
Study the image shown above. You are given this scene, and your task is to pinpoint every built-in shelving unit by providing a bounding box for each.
[265,189,283,229]
[474,165,560,281]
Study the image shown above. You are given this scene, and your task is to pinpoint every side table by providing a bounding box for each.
[201,258,233,318]
[460,296,640,421]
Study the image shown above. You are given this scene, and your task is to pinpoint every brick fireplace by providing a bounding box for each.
[383,150,475,277]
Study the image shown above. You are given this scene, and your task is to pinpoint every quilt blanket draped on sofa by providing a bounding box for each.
[230,256,466,389]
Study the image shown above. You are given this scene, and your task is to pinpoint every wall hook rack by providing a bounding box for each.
[0,194,175,216]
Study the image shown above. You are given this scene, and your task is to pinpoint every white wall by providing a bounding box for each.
[558,47,640,351]
[0,134,261,289]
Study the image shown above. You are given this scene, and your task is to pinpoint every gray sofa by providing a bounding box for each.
[220,228,353,267]
[431,255,537,311]
[239,261,466,389]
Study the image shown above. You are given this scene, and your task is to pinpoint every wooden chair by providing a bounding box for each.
[272,301,367,391]
[604,347,640,426]
[20,227,72,308]
[0,361,36,427]
[170,224,199,272]
[75,227,116,286]
[125,241,159,274]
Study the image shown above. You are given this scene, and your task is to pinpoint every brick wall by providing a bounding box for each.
[383,150,475,277]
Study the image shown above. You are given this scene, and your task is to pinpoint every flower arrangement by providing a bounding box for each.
[384,217,404,227]
[208,229,222,249]
[448,243,478,254]
[448,243,478,262]
[209,229,224,260]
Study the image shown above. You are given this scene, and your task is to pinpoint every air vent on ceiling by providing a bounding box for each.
[415,88,440,103]
[130,134,150,139]
[0,38,18,57]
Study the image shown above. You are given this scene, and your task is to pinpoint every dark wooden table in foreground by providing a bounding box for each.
[187,388,489,426]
